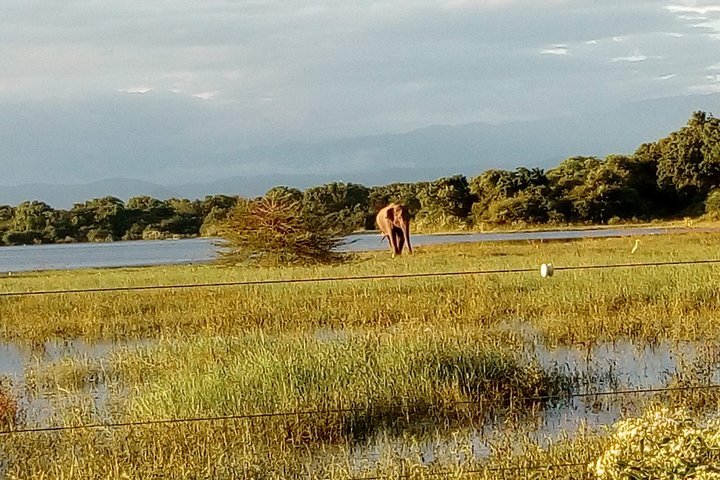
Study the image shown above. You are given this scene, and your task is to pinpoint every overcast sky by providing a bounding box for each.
[1,0,720,186]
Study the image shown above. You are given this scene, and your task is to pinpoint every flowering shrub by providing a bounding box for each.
[591,406,720,479]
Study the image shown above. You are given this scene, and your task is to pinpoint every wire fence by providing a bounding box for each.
[1,258,720,298]
[1,383,718,437]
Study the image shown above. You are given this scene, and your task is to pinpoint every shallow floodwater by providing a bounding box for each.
[0,226,685,273]
[1,335,714,452]
[346,337,719,467]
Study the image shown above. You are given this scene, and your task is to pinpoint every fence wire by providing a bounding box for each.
[1,258,720,298]
[1,383,717,437]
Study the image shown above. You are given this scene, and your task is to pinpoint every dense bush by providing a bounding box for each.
[705,188,720,218]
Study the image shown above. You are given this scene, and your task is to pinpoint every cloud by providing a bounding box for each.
[612,55,649,62]
[688,83,720,93]
[192,91,219,100]
[442,0,569,9]
[2,0,720,185]
[666,4,720,17]
[119,86,153,94]
[540,44,569,55]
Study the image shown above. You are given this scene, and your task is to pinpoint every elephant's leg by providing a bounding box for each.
[387,227,399,257]
[395,227,405,254]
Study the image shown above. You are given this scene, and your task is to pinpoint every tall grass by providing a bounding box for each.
[5,333,720,478]
[1,232,720,344]
[1,331,580,478]
[121,332,573,443]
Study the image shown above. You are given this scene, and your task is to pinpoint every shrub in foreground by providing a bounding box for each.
[592,406,720,479]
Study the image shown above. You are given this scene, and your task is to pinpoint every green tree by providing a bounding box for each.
[470,168,552,224]
[265,186,303,204]
[416,175,472,229]
[550,156,646,223]
[199,195,240,236]
[13,200,54,232]
[301,182,369,234]
[70,197,128,240]
[655,111,720,202]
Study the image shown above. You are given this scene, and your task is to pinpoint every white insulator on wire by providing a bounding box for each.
[540,263,554,278]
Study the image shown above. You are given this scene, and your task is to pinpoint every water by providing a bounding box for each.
[346,338,718,468]
[0,226,684,273]
[1,337,712,436]
[0,238,218,273]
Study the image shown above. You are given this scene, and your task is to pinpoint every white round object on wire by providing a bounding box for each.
[540,263,554,278]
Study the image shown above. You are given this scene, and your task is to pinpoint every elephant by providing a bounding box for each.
[376,203,412,257]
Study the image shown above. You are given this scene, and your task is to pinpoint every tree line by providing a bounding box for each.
[1,111,718,246]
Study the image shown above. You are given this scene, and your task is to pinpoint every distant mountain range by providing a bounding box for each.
[1,93,718,209]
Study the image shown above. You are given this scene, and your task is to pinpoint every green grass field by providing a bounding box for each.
[1,230,720,478]
[1,231,719,343]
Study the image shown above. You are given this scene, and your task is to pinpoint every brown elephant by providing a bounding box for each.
[376,203,412,257]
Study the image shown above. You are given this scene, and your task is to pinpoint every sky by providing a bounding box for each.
[1,0,720,186]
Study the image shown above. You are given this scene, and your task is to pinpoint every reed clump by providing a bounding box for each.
[25,354,113,392]
[117,332,574,444]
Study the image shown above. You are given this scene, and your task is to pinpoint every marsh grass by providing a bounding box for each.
[108,332,574,444]
[662,342,720,412]
[0,416,606,479]
[25,354,113,392]
[1,232,720,344]
[0,331,581,479]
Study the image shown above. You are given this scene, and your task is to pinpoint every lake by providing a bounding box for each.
[0,226,688,273]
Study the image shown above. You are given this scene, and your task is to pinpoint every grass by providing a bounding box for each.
[2,330,579,479]
[1,231,720,344]
[2,230,720,478]
[126,332,574,442]
[23,331,575,441]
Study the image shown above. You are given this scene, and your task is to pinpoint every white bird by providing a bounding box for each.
[631,239,640,254]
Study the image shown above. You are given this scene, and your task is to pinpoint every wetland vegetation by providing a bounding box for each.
[1,230,720,478]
